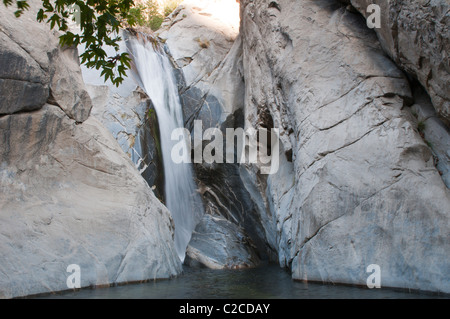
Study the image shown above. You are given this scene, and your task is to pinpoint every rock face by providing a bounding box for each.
[1,0,449,297]
[410,82,450,189]
[0,3,181,298]
[87,82,165,199]
[184,214,260,269]
[81,34,165,200]
[240,0,450,293]
[0,105,181,298]
[157,0,244,130]
[0,30,49,114]
[158,0,450,290]
[339,0,450,124]
[158,0,269,268]
[0,2,92,122]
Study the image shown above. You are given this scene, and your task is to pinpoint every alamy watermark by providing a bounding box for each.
[68,4,81,26]
[66,264,81,289]
[366,264,381,289]
[170,120,280,175]
[366,4,381,29]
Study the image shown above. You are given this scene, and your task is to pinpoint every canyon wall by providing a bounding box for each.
[239,0,450,293]
[0,0,449,297]
[0,2,181,298]
[161,0,450,293]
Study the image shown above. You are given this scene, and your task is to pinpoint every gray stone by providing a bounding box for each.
[0,104,182,298]
[158,0,244,123]
[48,44,92,122]
[0,31,48,84]
[2,0,447,298]
[193,156,269,266]
[0,2,92,122]
[241,0,450,293]
[185,214,260,269]
[411,83,450,188]
[180,86,205,130]
[424,116,450,187]
[0,79,48,114]
[340,0,450,124]
[157,0,241,92]
[0,4,181,298]
[86,82,165,199]
[0,25,49,114]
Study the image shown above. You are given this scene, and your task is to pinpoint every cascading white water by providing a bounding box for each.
[127,35,204,262]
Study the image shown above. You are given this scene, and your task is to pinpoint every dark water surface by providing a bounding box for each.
[39,264,445,299]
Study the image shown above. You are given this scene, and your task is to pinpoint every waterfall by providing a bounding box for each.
[127,34,204,262]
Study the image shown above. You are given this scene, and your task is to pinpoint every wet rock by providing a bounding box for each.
[159,0,266,268]
[185,214,260,269]
[82,48,165,200]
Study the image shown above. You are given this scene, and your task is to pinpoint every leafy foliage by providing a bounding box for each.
[147,0,164,31]
[129,0,181,31]
[163,0,180,17]
[3,0,30,17]
[128,3,147,27]
[3,0,140,86]
[3,0,183,85]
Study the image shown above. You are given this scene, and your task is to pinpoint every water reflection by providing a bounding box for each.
[39,265,444,299]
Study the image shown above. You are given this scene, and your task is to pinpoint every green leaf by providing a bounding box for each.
[5,0,138,86]
[37,9,45,22]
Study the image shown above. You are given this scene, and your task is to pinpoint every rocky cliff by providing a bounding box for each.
[0,3,181,298]
[0,0,449,297]
[339,0,450,124]
[240,0,450,293]
[159,0,450,293]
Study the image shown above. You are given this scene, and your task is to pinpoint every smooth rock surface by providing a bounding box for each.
[339,0,450,124]
[0,22,49,114]
[185,214,260,269]
[0,104,182,298]
[410,83,450,188]
[157,0,244,129]
[241,0,450,293]
[86,83,164,198]
[0,1,92,122]
[0,4,181,298]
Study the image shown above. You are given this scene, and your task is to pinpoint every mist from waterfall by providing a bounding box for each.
[127,35,204,262]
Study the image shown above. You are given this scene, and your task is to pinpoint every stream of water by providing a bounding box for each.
[127,35,204,262]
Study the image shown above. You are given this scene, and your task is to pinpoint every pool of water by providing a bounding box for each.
[39,264,444,299]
